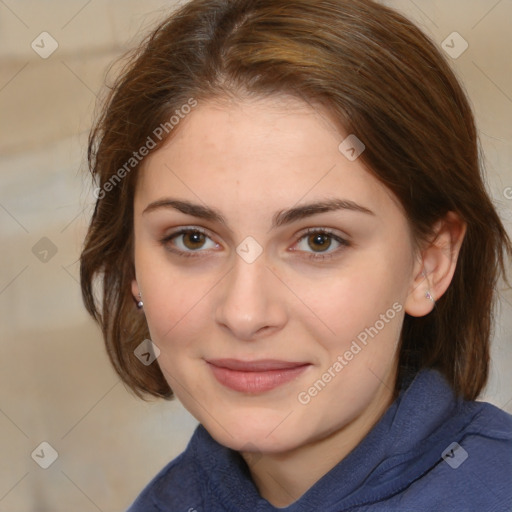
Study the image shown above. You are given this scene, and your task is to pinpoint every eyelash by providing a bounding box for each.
[159,227,350,261]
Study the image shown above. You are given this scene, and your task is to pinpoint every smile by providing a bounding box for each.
[206,359,311,393]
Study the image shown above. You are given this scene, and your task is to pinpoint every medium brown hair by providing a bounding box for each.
[80,0,511,401]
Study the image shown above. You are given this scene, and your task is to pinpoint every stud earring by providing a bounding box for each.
[421,270,435,304]
[136,292,143,309]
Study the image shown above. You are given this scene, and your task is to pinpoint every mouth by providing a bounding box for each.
[206,358,311,393]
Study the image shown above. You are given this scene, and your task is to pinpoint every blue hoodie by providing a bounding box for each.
[127,369,512,511]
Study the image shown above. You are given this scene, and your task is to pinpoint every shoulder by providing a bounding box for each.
[467,399,512,438]
[458,400,512,482]
[126,452,202,512]
[455,399,512,473]
[126,426,207,512]
[400,400,512,511]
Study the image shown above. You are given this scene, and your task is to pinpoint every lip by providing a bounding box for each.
[206,359,311,393]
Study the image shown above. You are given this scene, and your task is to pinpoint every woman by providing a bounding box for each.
[80,0,512,510]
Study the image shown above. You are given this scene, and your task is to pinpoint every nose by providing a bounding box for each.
[214,255,288,341]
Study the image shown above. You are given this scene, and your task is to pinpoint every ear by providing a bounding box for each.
[405,211,466,317]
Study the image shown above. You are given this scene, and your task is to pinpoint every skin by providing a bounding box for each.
[131,95,465,506]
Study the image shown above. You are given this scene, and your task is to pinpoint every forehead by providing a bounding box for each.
[135,96,396,218]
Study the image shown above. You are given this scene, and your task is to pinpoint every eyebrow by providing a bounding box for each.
[142,197,375,229]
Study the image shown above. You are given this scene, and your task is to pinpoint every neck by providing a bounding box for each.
[242,371,397,507]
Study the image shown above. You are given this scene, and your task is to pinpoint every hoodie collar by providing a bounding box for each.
[193,369,462,511]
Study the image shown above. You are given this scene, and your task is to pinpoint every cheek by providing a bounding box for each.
[136,250,216,351]
[142,276,214,393]
[294,258,404,345]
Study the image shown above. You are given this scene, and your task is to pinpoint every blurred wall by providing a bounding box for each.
[0,1,511,510]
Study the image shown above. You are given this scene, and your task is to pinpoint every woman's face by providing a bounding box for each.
[132,95,419,453]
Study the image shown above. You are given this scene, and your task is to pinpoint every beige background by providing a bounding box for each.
[1,1,511,510]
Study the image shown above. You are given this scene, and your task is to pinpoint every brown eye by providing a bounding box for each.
[182,231,207,250]
[293,229,349,259]
[162,228,218,254]
[307,233,332,252]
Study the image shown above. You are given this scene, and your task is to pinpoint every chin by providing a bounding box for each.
[199,410,308,454]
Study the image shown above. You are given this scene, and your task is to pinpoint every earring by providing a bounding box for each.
[136,292,143,309]
[421,270,435,304]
